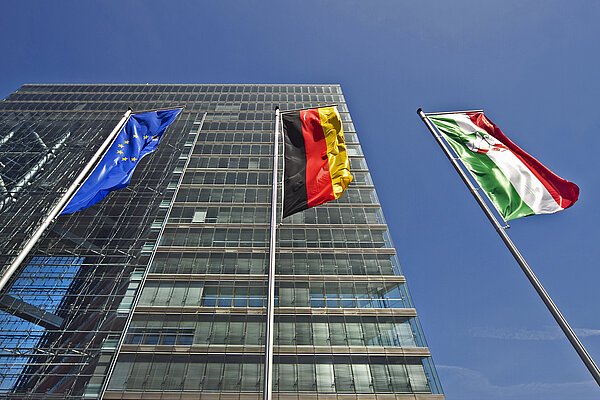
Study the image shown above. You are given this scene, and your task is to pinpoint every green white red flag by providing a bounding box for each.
[428,112,579,221]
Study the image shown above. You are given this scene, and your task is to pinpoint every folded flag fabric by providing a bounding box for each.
[282,106,353,218]
[429,112,579,220]
[61,108,182,215]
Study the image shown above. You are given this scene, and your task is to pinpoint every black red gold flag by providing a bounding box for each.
[282,106,353,218]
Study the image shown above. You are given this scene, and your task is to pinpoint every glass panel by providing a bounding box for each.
[333,364,354,392]
[352,364,373,393]
[388,364,410,392]
[204,363,223,391]
[297,363,316,392]
[315,364,335,392]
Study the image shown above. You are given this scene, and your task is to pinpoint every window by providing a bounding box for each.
[192,209,207,223]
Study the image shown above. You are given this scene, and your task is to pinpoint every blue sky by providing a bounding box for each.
[2,1,600,399]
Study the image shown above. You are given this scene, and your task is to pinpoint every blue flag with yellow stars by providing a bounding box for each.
[61,108,182,215]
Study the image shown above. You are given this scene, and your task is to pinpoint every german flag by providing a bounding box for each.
[282,106,353,218]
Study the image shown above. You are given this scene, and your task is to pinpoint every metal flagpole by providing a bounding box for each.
[0,109,133,295]
[417,108,600,386]
[263,107,280,400]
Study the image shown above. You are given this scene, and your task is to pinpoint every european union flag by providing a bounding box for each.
[61,108,182,215]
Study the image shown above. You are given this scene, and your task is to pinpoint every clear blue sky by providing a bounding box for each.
[2,1,599,399]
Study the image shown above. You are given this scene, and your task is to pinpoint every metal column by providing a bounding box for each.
[263,107,280,400]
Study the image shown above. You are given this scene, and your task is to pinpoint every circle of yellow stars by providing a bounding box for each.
[114,135,159,162]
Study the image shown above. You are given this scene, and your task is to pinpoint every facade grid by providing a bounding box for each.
[0,84,444,399]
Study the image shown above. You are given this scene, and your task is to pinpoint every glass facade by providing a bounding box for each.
[0,84,444,399]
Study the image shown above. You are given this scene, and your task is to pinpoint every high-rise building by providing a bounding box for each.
[0,84,444,399]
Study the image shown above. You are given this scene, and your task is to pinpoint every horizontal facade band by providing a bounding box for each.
[187,154,365,158]
[2,100,347,106]
[0,107,345,114]
[176,186,377,192]
[183,168,369,174]
[103,393,445,400]
[133,307,418,317]
[165,223,269,229]
[163,223,388,229]
[171,202,381,209]
[146,274,406,283]
[21,83,343,88]
[155,247,397,255]
[119,345,431,357]
[0,103,346,111]
[173,202,270,207]
[2,98,346,104]
[178,184,376,189]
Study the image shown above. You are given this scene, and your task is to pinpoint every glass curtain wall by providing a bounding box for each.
[0,84,443,399]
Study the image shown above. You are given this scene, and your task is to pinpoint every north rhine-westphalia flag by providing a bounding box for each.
[282,106,353,218]
[429,112,579,221]
[61,108,182,214]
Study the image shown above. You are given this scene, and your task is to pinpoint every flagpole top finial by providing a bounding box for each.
[275,106,279,111]
[417,108,423,114]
